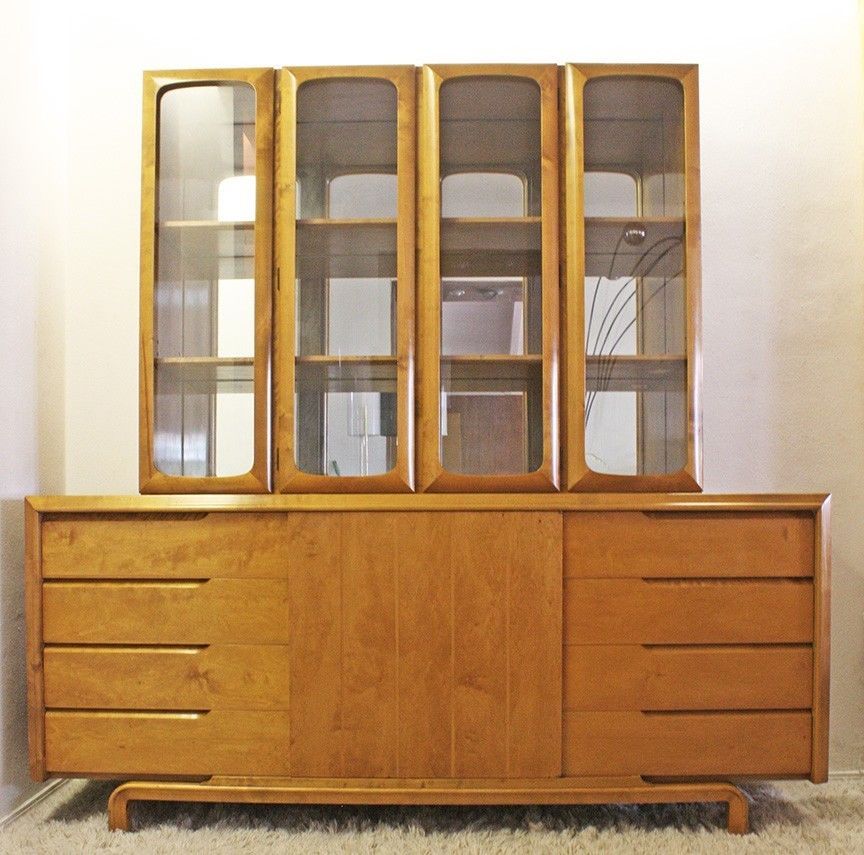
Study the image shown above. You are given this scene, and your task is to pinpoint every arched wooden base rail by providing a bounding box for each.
[107,778,750,834]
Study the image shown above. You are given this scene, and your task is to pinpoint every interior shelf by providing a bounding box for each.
[441,354,542,392]
[296,219,397,278]
[584,217,684,279]
[440,217,542,277]
[155,356,254,394]
[295,355,397,393]
[585,354,685,392]
[159,220,255,230]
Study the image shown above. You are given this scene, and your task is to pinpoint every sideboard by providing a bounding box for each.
[25,492,830,833]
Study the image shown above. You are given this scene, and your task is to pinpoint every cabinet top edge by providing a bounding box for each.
[26,493,830,515]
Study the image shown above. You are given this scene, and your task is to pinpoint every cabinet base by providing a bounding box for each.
[107,777,749,834]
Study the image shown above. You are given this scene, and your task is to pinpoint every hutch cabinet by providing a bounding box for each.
[25,63,830,835]
[139,63,700,494]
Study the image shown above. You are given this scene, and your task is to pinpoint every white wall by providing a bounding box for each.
[0,2,68,819]
[2,0,863,816]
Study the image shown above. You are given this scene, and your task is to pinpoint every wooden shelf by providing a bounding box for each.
[159,220,255,230]
[296,219,397,279]
[155,357,254,394]
[157,220,256,281]
[584,217,683,279]
[585,354,685,393]
[295,355,397,393]
[441,354,542,392]
[441,218,542,278]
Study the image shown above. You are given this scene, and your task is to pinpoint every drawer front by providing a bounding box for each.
[43,645,290,710]
[564,711,812,777]
[565,578,813,644]
[41,512,339,579]
[43,580,289,644]
[565,511,814,578]
[45,710,290,776]
[564,644,813,711]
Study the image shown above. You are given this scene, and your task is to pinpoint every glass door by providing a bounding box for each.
[417,65,559,492]
[140,68,273,493]
[563,64,701,492]
[275,67,415,492]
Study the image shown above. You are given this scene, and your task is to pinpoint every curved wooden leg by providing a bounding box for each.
[107,783,134,831]
[724,785,749,834]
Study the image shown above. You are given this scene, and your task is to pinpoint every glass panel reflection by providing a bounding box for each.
[294,78,399,477]
[154,83,257,478]
[583,76,687,476]
[438,76,543,475]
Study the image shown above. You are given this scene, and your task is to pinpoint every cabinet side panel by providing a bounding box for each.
[812,498,831,782]
[24,501,45,781]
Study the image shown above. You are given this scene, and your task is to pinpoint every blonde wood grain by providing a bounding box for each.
[24,499,45,780]
[564,578,814,644]
[563,711,812,777]
[564,644,813,711]
[275,66,415,493]
[564,511,815,578]
[287,511,343,776]
[417,65,559,493]
[41,512,336,579]
[506,513,562,776]
[43,580,290,644]
[106,778,749,834]
[139,68,274,494]
[340,513,399,776]
[811,495,831,782]
[451,515,509,776]
[27,492,831,514]
[285,510,562,778]
[43,645,291,711]
[46,711,291,776]
[395,513,453,777]
[563,64,702,493]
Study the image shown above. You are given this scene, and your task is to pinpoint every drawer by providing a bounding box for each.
[43,645,290,710]
[42,579,289,644]
[45,710,290,776]
[564,579,813,644]
[41,512,339,579]
[563,711,812,777]
[565,511,814,578]
[564,644,813,711]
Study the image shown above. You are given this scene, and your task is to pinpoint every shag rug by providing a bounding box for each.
[2,778,864,853]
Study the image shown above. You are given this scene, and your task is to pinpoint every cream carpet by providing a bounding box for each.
[2,778,864,853]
